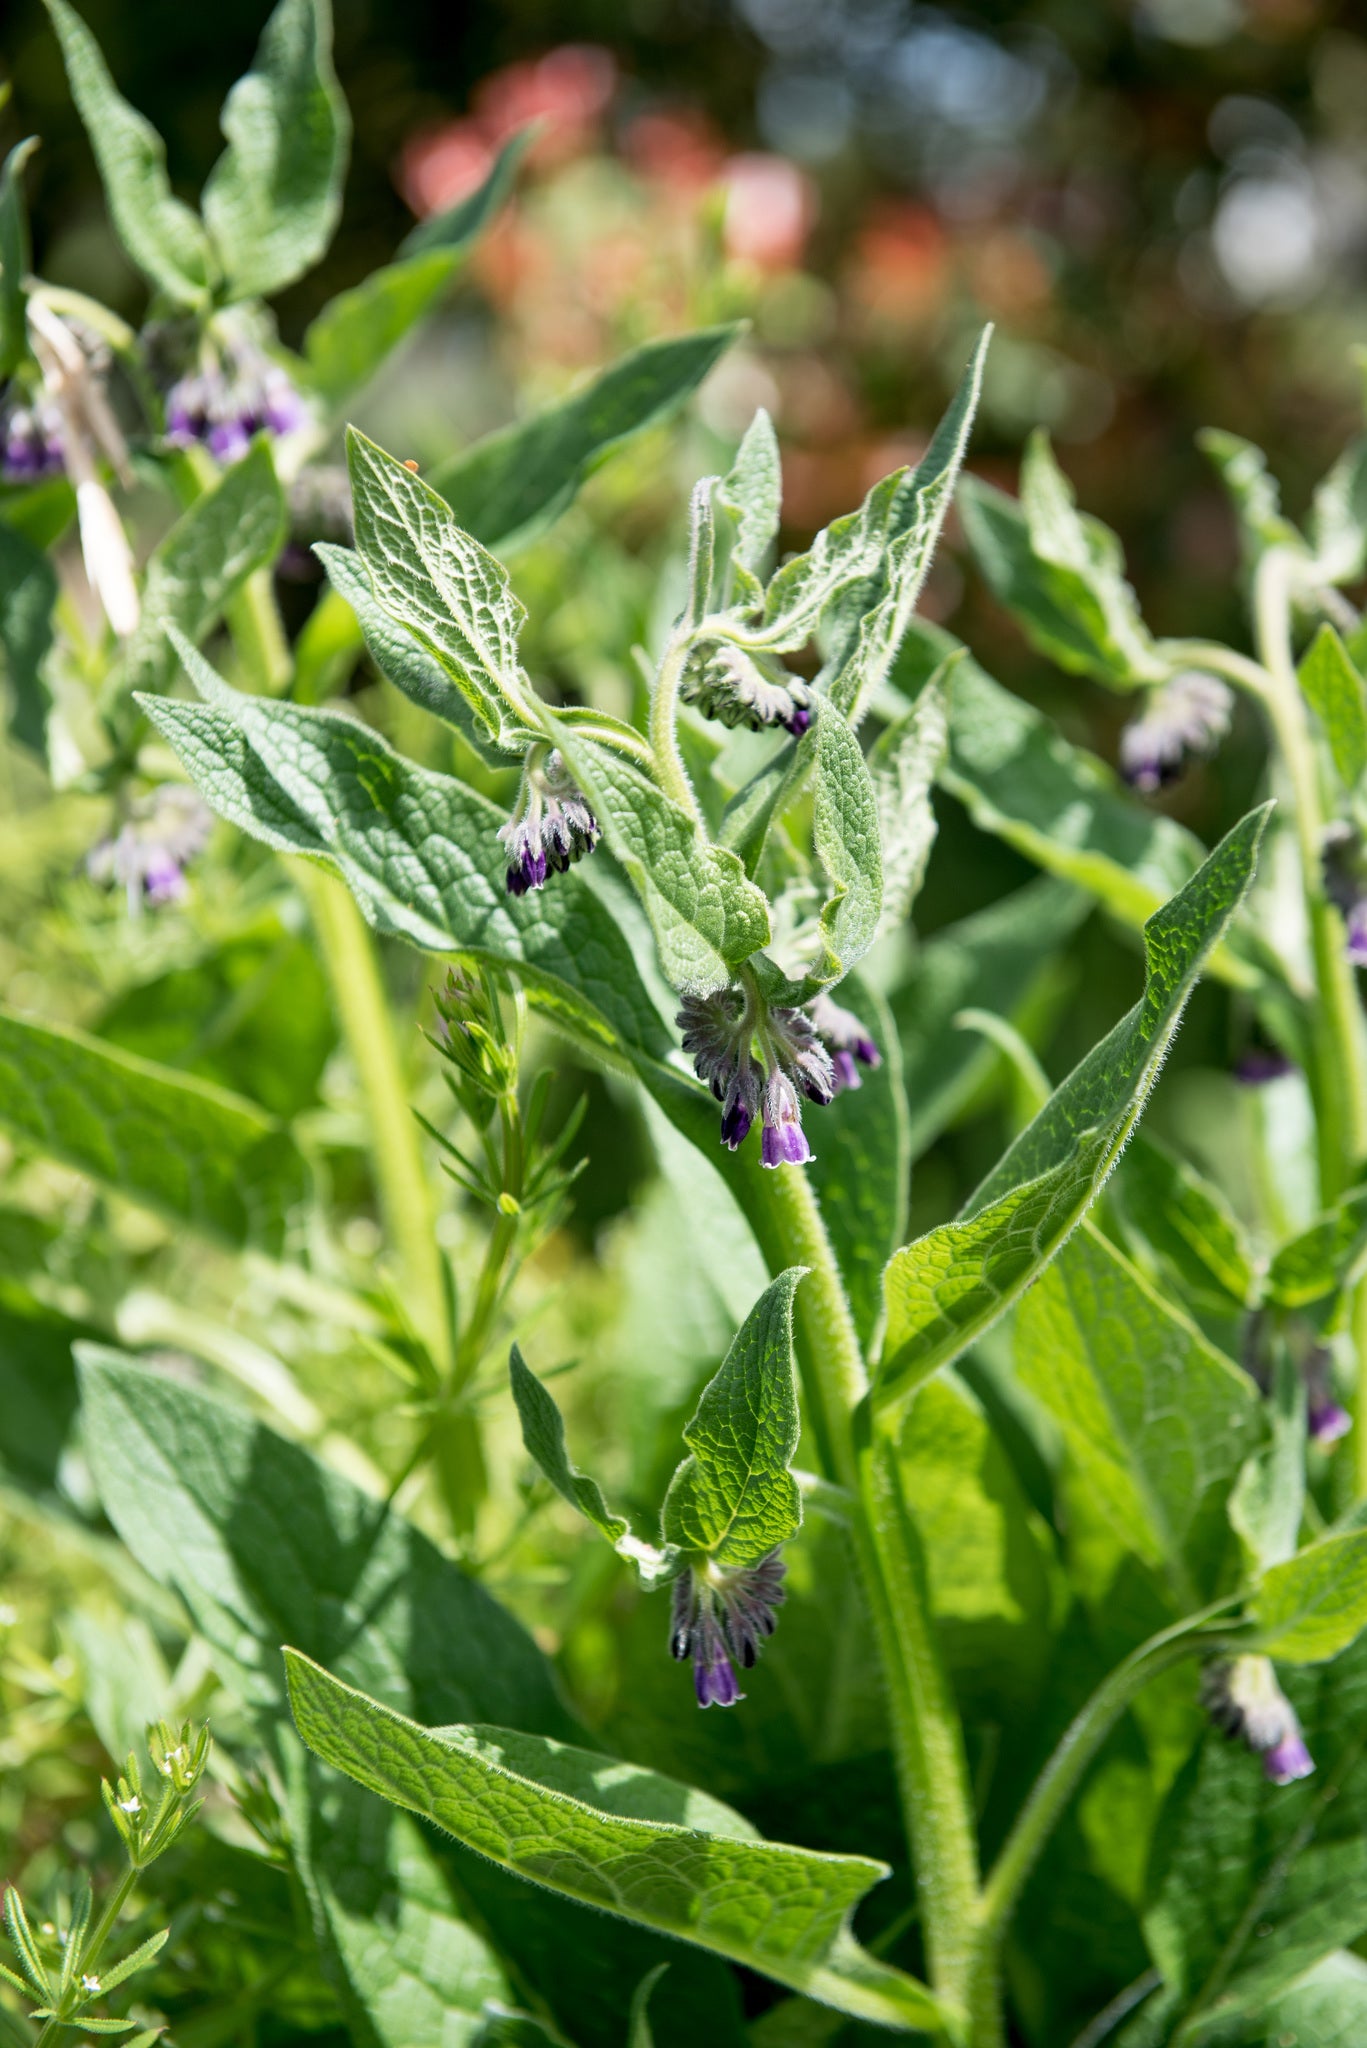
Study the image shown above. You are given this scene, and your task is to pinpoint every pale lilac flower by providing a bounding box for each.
[165,320,307,466]
[806,992,881,1094]
[1120,670,1233,792]
[670,1552,786,1708]
[497,750,599,896]
[681,641,812,737]
[87,786,212,911]
[0,388,65,480]
[1202,1655,1314,1785]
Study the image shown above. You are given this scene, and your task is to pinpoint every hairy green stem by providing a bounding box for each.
[295,865,450,1376]
[648,632,702,820]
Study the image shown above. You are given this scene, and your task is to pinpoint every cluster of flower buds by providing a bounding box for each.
[497,749,600,895]
[0,385,66,481]
[1322,822,1367,964]
[1201,1655,1314,1785]
[681,640,813,738]
[678,982,879,1166]
[162,316,307,467]
[86,785,212,911]
[670,1552,786,1708]
[103,1717,211,1867]
[1120,670,1234,793]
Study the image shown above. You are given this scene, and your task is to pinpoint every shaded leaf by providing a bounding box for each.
[1301,624,1367,796]
[0,135,38,379]
[808,978,908,1354]
[509,1342,630,1546]
[1110,1133,1258,1315]
[1265,1189,1367,1310]
[869,669,946,939]
[0,515,58,754]
[398,126,533,257]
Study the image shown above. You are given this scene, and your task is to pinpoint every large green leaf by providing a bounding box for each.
[78,1352,747,2048]
[868,672,945,940]
[958,434,1165,688]
[302,252,459,410]
[286,1651,946,2033]
[201,0,349,300]
[125,438,287,696]
[140,650,672,1064]
[0,516,58,754]
[662,1268,804,1566]
[0,1008,308,1252]
[1014,1225,1263,1602]
[889,875,1088,1163]
[1252,1531,1367,1663]
[0,136,38,380]
[430,326,741,553]
[43,0,215,307]
[876,805,1269,1406]
[1138,1636,1367,2034]
[397,126,533,258]
[808,978,908,1353]
[802,700,883,990]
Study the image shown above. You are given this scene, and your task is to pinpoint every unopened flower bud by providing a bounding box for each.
[805,993,880,1094]
[497,750,599,897]
[681,641,812,738]
[1202,1655,1314,1785]
[1120,671,1233,793]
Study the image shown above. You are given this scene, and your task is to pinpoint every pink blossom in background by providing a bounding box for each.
[719,154,815,270]
[397,46,617,220]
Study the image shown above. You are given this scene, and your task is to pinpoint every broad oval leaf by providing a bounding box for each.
[876,804,1270,1406]
[285,1650,947,2034]
[1252,1530,1367,1663]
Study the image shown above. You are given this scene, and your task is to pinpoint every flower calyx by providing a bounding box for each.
[497,747,600,897]
[681,638,812,738]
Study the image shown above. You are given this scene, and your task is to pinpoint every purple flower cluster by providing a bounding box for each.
[165,336,307,467]
[1202,1655,1314,1785]
[681,641,812,738]
[679,983,879,1166]
[497,751,600,896]
[0,389,66,482]
[86,786,213,910]
[1120,670,1233,793]
[670,1552,787,1708]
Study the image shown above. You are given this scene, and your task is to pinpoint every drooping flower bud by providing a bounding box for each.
[1120,670,1233,793]
[1201,1655,1314,1785]
[1322,823,1367,964]
[0,387,66,481]
[87,786,213,911]
[669,1552,787,1708]
[681,641,813,738]
[497,749,599,896]
[678,987,833,1165]
[806,992,881,1094]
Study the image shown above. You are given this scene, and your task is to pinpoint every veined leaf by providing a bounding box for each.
[876,805,1269,1406]
[286,1651,946,2033]
[809,977,909,1353]
[1015,1224,1263,1601]
[959,434,1165,688]
[303,251,460,410]
[0,1007,308,1251]
[1252,1531,1367,1663]
[125,437,287,697]
[662,1268,805,1566]
[0,515,58,754]
[802,700,883,990]
[430,326,741,553]
[1110,1132,1258,1314]
[1301,624,1367,796]
[869,668,947,939]
[894,619,1259,985]
[201,0,349,301]
[140,652,672,1063]
[509,1343,630,1547]
[547,718,771,991]
[43,0,215,308]
[737,471,904,657]
[714,407,781,608]
[398,126,533,257]
[347,427,531,739]
[1265,1189,1367,1310]
[79,1352,745,2048]
[0,135,38,379]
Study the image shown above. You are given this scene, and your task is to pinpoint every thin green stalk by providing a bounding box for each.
[225,568,292,695]
[648,633,702,820]
[295,864,450,1376]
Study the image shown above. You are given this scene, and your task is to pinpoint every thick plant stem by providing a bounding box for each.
[755,1164,982,2037]
[295,865,450,1375]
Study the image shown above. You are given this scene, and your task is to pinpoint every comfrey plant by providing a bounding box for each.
[10,8,1367,2048]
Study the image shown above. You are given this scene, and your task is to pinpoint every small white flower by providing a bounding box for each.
[81,1973,101,1994]
[118,1793,141,1816]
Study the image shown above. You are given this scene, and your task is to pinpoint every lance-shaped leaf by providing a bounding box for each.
[140,647,672,1064]
[959,432,1166,688]
[0,135,38,380]
[0,1008,308,1251]
[1252,1530,1367,1663]
[876,804,1270,1406]
[1198,427,1306,571]
[801,700,883,990]
[662,1268,804,1566]
[430,326,741,554]
[826,326,990,724]
[399,126,534,257]
[894,619,1262,986]
[79,1352,744,2048]
[1111,1132,1258,1315]
[713,407,781,609]
[201,0,349,301]
[124,437,287,697]
[736,471,904,656]
[286,1651,946,2034]
[1265,1189,1367,1310]
[1140,1635,1367,2033]
[509,1343,637,1553]
[1301,624,1367,797]
[1230,1353,1306,1578]
[347,428,531,741]
[302,250,459,410]
[869,667,947,939]
[1014,1224,1264,1602]
[547,717,771,991]
[0,516,58,754]
[43,0,215,308]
